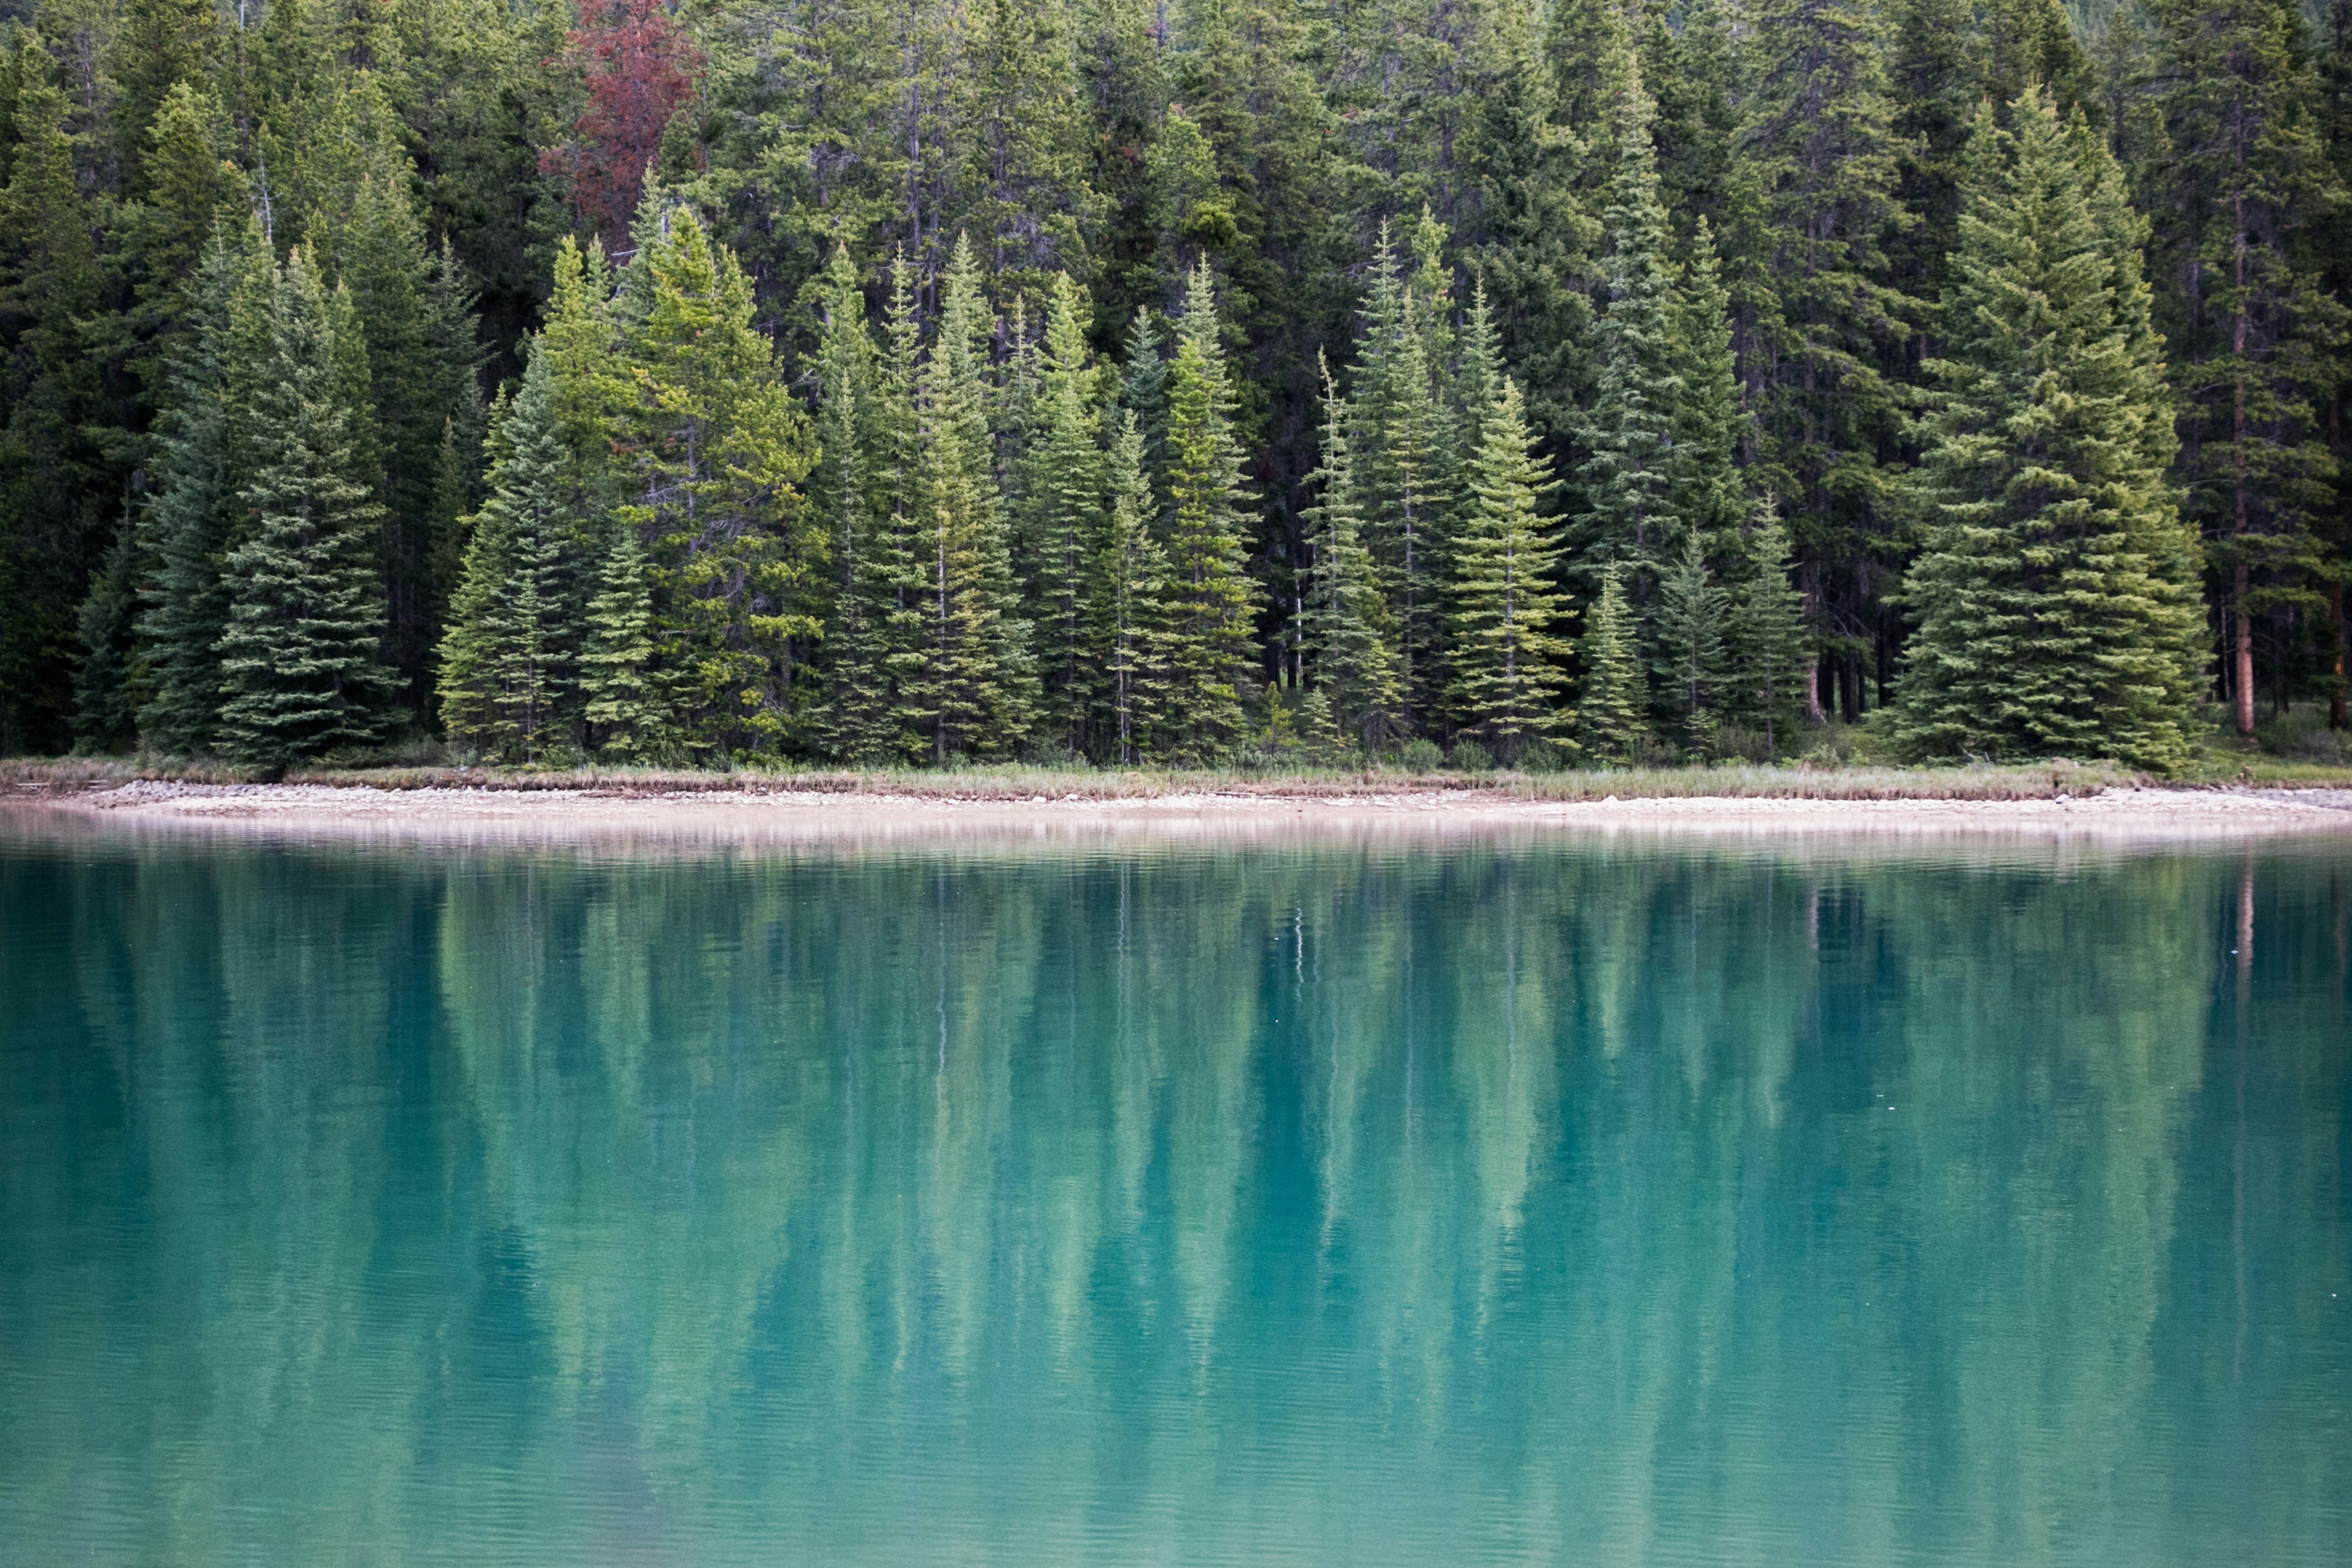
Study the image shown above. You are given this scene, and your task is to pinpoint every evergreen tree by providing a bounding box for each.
[1739,0,1918,720]
[2139,0,2346,734]
[1576,49,1682,583]
[73,516,143,754]
[1575,565,1649,760]
[1091,408,1171,764]
[1160,257,1259,762]
[1449,378,1569,757]
[1668,219,1745,549]
[615,205,818,756]
[578,516,671,761]
[213,248,396,767]
[1302,357,1401,749]
[1895,95,2206,771]
[0,73,114,754]
[907,234,1035,760]
[138,218,276,755]
[1029,273,1105,753]
[1654,528,1729,745]
[810,245,903,763]
[1731,498,1810,755]
[437,351,578,762]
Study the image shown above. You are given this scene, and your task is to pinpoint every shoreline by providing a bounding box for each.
[11,777,2352,845]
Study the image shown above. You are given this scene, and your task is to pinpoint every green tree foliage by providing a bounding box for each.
[437,350,575,762]
[1159,257,1258,760]
[0,70,114,754]
[1576,565,1650,761]
[1091,408,1170,763]
[1449,378,1568,756]
[906,234,1035,761]
[213,247,396,767]
[1895,95,2205,770]
[1576,49,1681,583]
[2136,0,2345,734]
[1654,528,1729,745]
[1302,357,1401,749]
[1026,273,1106,753]
[1732,499,1811,754]
[613,205,817,757]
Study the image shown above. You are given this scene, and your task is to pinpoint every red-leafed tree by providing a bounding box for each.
[541,0,704,244]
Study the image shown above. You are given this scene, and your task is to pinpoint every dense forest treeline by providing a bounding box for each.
[0,0,2346,770]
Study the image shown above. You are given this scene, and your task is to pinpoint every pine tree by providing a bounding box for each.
[1029,273,1105,754]
[1654,528,1728,745]
[1739,0,1918,720]
[811,245,903,763]
[2139,0,2346,734]
[1731,498,1810,755]
[1576,565,1649,761]
[616,205,818,756]
[437,351,579,762]
[906,233,1035,761]
[578,515,671,761]
[1160,257,1259,762]
[1091,408,1171,765]
[1894,94,2206,771]
[1303,357,1401,749]
[0,73,114,754]
[1668,219,1745,548]
[73,516,143,754]
[213,248,396,768]
[1576,50,1682,583]
[1347,224,1451,728]
[1449,378,1568,757]
[138,218,277,756]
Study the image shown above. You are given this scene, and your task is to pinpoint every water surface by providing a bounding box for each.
[3,817,2347,1566]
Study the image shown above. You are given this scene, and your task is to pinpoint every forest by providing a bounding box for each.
[0,0,2346,773]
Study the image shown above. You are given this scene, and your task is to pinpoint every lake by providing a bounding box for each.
[2,814,2346,1566]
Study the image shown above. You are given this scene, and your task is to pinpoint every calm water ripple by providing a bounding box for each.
[2,816,2347,1566]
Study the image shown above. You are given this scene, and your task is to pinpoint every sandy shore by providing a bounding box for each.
[14,778,2352,847]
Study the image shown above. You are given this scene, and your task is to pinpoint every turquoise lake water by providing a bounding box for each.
[2,814,2347,1566]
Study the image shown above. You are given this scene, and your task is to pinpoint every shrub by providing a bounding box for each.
[1448,739,1494,773]
[1398,737,1444,773]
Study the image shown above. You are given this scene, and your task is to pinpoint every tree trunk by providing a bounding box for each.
[2234,563,2255,737]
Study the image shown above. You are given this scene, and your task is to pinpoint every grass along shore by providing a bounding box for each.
[9,749,2351,806]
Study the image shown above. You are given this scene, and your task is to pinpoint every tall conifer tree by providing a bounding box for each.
[1160,257,1259,760]
[1449,378,1568,756]
[213,248,396,766]
[1896,95,2206,770]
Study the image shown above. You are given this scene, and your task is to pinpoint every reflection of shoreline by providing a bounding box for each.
[9,779,2352,854]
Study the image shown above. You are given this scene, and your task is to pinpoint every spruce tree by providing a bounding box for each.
[73,517,143,754]
[138,218,277,755]
[437,351,578,762]
[907,234,1035,761]
[1303,357,1401,750]
[578,517,671,762]
[1029,273,1105,754]
[213,248,396,767]
[811,245,903,763]
[1449,378,1569,757]
[1347,225,1451,730]
[1091,410,1171,765]
[616,206,818,756]
[1576,566,1650,762]
[2139,0,2346,734]
[1668,220,1745,549]
[1576,50,1683,583]
[1731,499,1811,756]
[1654,528,1729,746]
[1160,257,1259,762]
[1894,95,2206,771]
